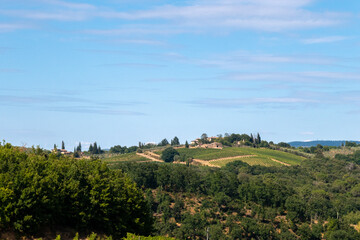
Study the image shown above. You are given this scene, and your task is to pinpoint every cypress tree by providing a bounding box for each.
[93,142,98,154]
[89,144,93,153]
[257,133,261,144]
[77,142,82,152]
[185,141,189,148]
[61,141,65,150]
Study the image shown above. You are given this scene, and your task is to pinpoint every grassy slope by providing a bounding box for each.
[103,147,305,168]
[163,147,305,167]
[211,157,284,167]
[102,152,148,165]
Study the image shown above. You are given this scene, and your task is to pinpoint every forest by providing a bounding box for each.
[2,139,360,239]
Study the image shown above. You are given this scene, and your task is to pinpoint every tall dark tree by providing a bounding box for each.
[256,133,261,144]
[77,142,82,152]
[61,141,65,150]
[250,134,254,144]
[98,145,102,154]
[185,141,189,148]
[171,136,180,146]
[53,144,57,151]
[89,144,93,153]
[159,138,169,146]
[93,142,98,154]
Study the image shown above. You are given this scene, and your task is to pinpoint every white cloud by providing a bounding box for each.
[1,0,346,33]
[38,0,96,10]
[191,97,317,109]
[0,23,30,32]
[196,52,339,70]
[227,71,360,83]
[302,36,349,44]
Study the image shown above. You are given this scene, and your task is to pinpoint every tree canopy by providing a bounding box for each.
[161,147,179,163]
[0,143,153,237]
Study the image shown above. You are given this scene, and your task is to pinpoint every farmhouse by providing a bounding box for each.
[200,142,223,149]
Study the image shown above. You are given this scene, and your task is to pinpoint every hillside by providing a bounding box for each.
[151,147,305,167]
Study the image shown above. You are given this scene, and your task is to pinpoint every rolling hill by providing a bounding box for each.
[122,147,307,167]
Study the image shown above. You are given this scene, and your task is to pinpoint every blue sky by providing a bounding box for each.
[1,0,360,150]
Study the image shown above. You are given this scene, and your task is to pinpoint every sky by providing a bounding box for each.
[1,0,360,150]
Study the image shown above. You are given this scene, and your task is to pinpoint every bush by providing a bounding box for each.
[161,147,179,163]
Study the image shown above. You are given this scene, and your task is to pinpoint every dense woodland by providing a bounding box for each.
[0,142,152,239]
[113,152,360,239]
[2,138,360,239]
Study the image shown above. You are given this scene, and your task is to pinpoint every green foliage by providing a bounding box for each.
[161,147,179,163]
[0,144,153,237]
[123,233,175,239]
[112,152,360,239]
[170,137,180,146]
[277,142,291,148]
[158,139,169,147]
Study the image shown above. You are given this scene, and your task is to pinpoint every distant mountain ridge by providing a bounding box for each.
[288,140,360,148]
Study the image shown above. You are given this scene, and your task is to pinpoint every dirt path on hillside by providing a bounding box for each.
[207,155,257,162]
[136,153,163,162]
[270,158,291,166]
[147,151,161,158]
[192,159,221,168]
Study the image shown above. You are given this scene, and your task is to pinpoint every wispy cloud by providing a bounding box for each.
[98,62,166,68]
[0,23,31,32]
[0,10,90,21]
[190,89,360,110]
[37,0,96,10]
[300,131,315,135]
[1,0,347,34]
[196,52,339,70]
[106,39,167,46]
[93,0,343,32]
[227,71,360,83]
[47,106,146,116]
[190,97,317,109]
[0,93,146,115]
[301,36,349,44]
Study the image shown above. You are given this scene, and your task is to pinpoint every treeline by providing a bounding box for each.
[113,154,360,239]
[0,142,152,238]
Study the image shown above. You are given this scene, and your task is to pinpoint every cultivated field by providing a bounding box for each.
[104,147,306,168]
[102,152,149,165]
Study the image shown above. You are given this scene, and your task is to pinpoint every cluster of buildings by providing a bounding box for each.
[190,137,223,149]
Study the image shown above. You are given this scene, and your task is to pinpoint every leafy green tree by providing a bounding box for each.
[201,133,208,144]
[61,140,65,149]
[0,144,153,237]
[185,141,189,148]
[161,147,179,163]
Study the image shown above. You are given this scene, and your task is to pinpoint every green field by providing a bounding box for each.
[210,156,284,167]
[102,152,148,165]
[158,147,305,166]
[103,147,305,168]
